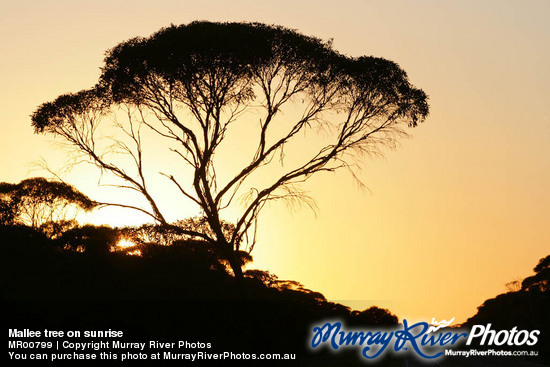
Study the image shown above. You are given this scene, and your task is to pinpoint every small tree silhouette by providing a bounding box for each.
[58,224,118,255]
[31,21,429,278]
[0,177,96,234]
[521,255,550,292]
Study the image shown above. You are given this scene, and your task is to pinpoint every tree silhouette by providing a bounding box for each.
[57,224,119,255]
[521,254,549,292]
[351,306,399,326]
[463,254,549,362]
[0,177,96,233]
[31,21,429,278]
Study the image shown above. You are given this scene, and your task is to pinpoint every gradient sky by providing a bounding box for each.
[1,0,549,325]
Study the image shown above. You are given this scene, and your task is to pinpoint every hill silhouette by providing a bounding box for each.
[2,223,399,366]
[4,223,548,365]
[462,255,550,363]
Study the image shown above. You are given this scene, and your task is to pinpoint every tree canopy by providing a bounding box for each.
[521,255,549,292]
[0,177,96,231]
[31,21,429,278]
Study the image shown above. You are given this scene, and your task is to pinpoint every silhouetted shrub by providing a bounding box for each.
[350,306,399,326]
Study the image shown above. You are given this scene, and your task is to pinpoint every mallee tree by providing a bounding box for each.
[32,21,429,278]
[0,177,96,231]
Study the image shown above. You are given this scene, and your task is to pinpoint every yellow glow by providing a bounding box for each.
[126,249,142,257]
[114,239,142,256]
[116,238,136,249]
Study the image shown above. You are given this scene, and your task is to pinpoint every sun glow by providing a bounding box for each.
[126,249,142,256]
[116,238,136,249]
[113,238,142,256]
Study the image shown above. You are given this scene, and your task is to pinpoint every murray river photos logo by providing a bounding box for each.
[309,318,540,361]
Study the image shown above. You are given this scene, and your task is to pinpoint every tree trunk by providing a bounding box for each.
[219,240,244,280]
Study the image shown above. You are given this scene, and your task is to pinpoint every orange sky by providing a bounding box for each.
[1,0,549,325]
